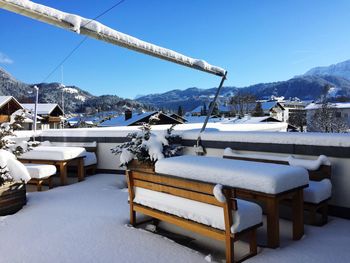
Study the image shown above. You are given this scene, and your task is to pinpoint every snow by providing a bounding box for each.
[19,146,86,161]
[0,150,31,183]
[21,103,61,115]
[3,0,226,76]
[305,102,350,110]
[62,87,78,94]
[224,148,331,171]
[133,187,262,233]
[24,163,56,179]
[83,152,97,166]
[303,179,332,204]
[0,174,349,262]
[119,148,134,165]
[155,156,309,194]
[213,184,226,203]
[287,155,331,170]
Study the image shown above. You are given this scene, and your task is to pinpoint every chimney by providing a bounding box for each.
[125,109,132,121]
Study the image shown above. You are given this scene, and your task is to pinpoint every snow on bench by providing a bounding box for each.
[24,163,57,191]
[155,155,309,195]
[223,148,332,225]
[133,187,262,234]
[19,146,86,161]
[41,141,97,173]
[223,148,331,171]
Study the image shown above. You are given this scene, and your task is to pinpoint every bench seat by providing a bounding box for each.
[304,179,332,204]
[84,152,97,166]
[25,163,57,191]
[134,187,262,234]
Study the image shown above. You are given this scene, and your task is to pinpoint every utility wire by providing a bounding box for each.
[42,0,126,83]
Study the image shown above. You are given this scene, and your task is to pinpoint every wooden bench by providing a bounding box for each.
[25,163,56,191]
[49,142,98,175]
[223,149,332,226]
[126,169,263,263]
[18,146,86,186]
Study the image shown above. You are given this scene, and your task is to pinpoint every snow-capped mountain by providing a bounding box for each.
[304,59,350,80]
[137,75,350,111]
[0,68,147,113]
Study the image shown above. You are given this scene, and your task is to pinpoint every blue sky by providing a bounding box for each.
[1,0,350,99]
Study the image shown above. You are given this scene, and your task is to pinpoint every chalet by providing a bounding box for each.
[260,101,285,121]
[21,103,64,129]
[99,111,183,127]
[0,96,24,123]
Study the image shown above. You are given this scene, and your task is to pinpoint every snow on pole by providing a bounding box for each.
[0,0,226,77]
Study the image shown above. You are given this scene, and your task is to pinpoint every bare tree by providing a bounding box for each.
[288,111,306,132]
[229,92,256,117]
[309,101,348,133]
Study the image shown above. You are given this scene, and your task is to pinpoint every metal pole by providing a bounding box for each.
[33,85,39,140]
[195,71,227,155]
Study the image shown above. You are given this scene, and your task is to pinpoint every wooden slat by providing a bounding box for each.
[132,170,215,195]
[224,155,289,165]
[133,179,223,207]
[133,204,226,241]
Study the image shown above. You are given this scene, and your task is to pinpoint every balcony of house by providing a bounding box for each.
[2,125,350,263]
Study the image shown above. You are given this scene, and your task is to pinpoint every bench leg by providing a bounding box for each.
[77,158,85,182]
[249,229,257,255]
[266,197,280,248]
[320,204,328,225]
[37,179,43,191]
[59,162,68,186]
[292,189,304,240]
[225,236,233,263]
[130,208,136,226]
[48,177,53,189]
[309,206,317,225]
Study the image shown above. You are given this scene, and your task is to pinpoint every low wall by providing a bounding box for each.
[37,126,350,219]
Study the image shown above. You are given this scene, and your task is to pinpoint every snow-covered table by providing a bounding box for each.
[18,146,86,186]
[155,155,309,248]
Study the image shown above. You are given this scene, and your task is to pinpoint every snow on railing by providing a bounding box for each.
[0,0,226,77]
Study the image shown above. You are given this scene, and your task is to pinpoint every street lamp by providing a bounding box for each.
[33,85,39,140]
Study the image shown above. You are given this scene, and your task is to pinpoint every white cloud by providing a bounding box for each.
[0,52,14,64]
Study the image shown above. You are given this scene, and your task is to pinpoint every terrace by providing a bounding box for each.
[1,125,349,262]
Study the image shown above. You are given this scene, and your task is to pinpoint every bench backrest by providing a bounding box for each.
[127,169,237,209]
[223,155,331,181]
[50,141,97,153]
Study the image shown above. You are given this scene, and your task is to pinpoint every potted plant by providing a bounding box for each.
[0,110,36,216]
[111,114,183,172]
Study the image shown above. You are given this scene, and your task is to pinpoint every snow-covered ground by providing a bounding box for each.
[1,174,350,263]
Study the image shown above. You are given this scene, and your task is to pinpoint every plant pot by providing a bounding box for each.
[126,159,155,173]
[0,181,27,216]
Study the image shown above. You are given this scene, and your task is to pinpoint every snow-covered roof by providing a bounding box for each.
[0,96,23,109]
[223,116,280,124]
[305,102,350,110]
[21,103,63,115]
[261,101,284,111]
[99,112,157,127]
[0,0,226,77]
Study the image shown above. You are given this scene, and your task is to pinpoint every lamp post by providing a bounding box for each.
[33,85,39,140]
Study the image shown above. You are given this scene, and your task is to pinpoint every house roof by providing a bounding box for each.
[99,111,157,127]
[0,96,23,109]
[305,102,350,110]
[260,101,285,111]
[21,103,63,115]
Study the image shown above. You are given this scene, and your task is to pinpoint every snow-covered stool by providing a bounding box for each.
[223,148,332,225]
[25,164,57,191]
[126,169,263,263]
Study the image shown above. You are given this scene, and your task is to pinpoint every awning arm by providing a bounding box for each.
[195,71,227,155]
